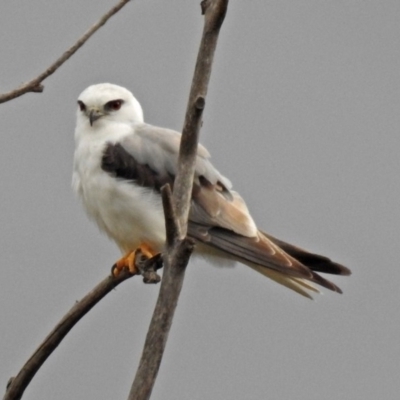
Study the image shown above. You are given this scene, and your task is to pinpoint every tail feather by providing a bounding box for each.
[189,222,350,298]
[250,265,319,299]
[261,231,351,276]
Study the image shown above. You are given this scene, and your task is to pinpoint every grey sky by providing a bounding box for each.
[1,1,399,399]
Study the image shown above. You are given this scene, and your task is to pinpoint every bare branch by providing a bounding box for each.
[128,237,194,400]
[173,0,228,238]
[3,254,162,400]
[3,1,228,399]
[160,184,179,248]
[0,0,131,104]
[127,1,229,399]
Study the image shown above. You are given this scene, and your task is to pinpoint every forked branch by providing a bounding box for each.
[127,1,229,399]
[2,1,229,399]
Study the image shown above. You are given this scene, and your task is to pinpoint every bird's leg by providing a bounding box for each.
[112,243,159,277]
[136,242,158,260]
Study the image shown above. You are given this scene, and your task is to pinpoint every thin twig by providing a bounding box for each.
[3,271,130,400]
[0,0,131,104]
[127,1,229,399]
[3,255,162,400]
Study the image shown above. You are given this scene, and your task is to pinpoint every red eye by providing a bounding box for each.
[106,100,123,111]
[77,100,86,112]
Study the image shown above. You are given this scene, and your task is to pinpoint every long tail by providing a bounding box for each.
[189,222,351,298]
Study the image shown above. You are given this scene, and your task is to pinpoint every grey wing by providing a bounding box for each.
[121,123,257,237]
[120,123,231,190]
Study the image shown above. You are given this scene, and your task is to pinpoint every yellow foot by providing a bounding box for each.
[137,242,158,260]
[112,243,159,277]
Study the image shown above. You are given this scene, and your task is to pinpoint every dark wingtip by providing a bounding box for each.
[308,259,352,276]
[337,263,352,276]
[260,230,351,276]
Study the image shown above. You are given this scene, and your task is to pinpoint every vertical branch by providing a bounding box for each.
[127,1,229,399]
[172,0,228,237]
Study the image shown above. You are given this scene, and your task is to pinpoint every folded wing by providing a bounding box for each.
[101,123,351,297]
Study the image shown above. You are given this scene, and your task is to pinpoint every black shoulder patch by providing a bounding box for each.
[101,143,174,192]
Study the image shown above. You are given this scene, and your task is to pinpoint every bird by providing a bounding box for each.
[72,83,350,298]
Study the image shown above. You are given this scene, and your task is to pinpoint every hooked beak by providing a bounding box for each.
[88,109,103,126]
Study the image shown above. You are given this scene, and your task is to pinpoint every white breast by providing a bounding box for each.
[72,133,166,254]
